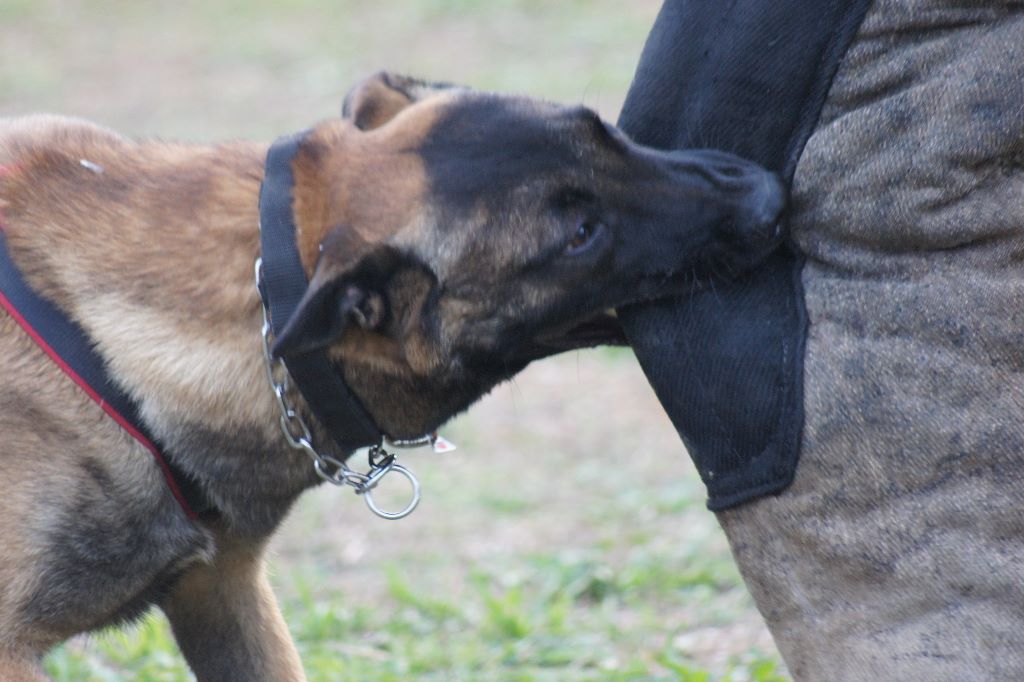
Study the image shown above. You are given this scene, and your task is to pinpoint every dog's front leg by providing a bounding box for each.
[161,534,305,682]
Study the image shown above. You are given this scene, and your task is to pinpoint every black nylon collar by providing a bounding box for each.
[257,131,383,455]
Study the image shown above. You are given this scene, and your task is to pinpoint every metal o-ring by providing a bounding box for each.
[362,463,421,520]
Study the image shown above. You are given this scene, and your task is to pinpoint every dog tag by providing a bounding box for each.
[432,434,456,453]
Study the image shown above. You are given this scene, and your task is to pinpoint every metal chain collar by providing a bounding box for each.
[255,258,422,520]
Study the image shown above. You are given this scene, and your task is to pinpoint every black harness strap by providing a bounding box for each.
[257,132,383,454]
[0,132,381,521]
[0,231,208,520]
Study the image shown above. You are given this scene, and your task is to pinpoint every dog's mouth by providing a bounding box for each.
[518,310,627,361]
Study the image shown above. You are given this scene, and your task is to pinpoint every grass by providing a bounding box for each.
[47,533,786,681]
[4,1,788,679]
[38,357,789,682]
[43,355,788,680]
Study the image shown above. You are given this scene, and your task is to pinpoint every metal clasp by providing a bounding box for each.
[357,446,422,520]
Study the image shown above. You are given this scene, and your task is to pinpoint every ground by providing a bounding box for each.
[1,1,787,679]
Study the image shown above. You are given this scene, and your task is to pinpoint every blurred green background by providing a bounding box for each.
[1,1,788,679]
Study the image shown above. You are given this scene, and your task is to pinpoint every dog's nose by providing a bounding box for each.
[643,147,789,254]
[661,152,788,240]
[738,170,787,242]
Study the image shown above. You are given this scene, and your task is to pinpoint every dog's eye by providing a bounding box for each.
[565,220,603,256]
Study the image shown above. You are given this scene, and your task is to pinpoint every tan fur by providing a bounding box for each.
[291,96,449,270]
[0,107,506,679]
[0,117,280,438]
[0,104,490,677]
[0,113,339,678]
[0,117,266,667]
[0,651,47,682]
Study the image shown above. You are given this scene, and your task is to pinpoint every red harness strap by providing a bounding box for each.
[0,185,202,520]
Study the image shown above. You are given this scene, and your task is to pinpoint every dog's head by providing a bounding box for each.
[272,72,786,438]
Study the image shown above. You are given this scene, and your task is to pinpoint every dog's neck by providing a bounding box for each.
[0,118,324,534]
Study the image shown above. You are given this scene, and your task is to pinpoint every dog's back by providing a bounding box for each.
[0,115,127,171]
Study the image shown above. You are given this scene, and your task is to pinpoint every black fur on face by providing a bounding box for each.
[412,94,786,371]
[279,79,786,439]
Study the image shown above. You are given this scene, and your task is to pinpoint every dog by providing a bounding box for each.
[0,72,785,680]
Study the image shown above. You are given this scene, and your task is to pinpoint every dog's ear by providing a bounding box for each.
[271,230,400,357]
[342,71,458,131]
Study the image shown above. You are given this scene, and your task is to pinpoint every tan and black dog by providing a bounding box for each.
[0,72,784,680]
